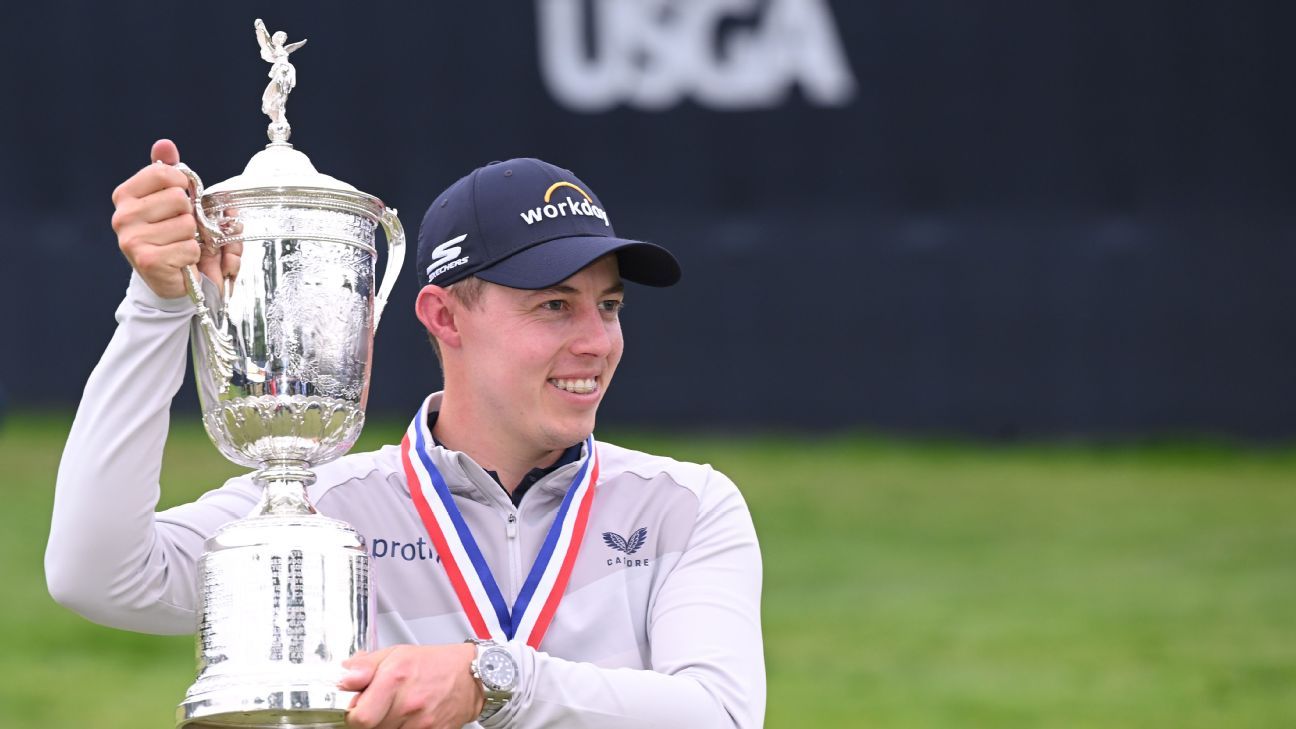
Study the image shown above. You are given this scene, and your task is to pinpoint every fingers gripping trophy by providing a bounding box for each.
[171,19,404,728]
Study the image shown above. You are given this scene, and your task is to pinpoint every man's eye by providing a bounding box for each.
[540,300,566,312]
[600,300,625,313]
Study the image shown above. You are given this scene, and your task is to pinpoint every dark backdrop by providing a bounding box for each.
[3,1,1293,437]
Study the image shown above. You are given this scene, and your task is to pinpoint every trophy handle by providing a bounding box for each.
[170,162,237,387]
[173,163,223,254]
[184,264,238,390]
[374,207,405,331]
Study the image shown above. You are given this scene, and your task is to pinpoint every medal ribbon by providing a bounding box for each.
[400,395,599,648]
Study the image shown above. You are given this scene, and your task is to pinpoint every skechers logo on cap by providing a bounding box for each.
[519,182,611,227]
[426,233,469,282]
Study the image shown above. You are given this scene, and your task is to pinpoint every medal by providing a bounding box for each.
[400,395,599,648]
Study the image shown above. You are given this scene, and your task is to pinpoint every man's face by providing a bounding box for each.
[453,255,626,453]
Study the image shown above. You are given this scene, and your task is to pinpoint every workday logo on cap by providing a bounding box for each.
[518,182,611,228]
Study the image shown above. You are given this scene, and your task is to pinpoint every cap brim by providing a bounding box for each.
[474,235,681,290]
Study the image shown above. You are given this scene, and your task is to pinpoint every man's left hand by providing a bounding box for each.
[340,643,484,729]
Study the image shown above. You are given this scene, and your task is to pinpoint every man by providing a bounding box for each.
[46,140,765,728]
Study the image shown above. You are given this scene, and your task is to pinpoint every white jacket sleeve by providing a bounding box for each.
[45,273,258,634]
[493,472,766,729]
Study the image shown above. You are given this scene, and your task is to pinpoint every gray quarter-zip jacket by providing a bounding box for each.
[46,274,765,728]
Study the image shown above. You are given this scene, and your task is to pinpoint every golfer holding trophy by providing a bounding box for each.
[47,18,765,729]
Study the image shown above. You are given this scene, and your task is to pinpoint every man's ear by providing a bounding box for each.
[415,285,462,349]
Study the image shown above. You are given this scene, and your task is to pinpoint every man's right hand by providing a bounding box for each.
[111,139,241,299]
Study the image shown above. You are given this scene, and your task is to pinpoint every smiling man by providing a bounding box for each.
[47,147,765,728]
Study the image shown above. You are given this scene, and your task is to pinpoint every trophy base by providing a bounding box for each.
[177,684,356,727]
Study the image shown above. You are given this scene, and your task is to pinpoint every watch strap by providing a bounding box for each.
[467,639,515,721]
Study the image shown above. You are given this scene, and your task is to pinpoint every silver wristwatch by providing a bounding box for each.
[467,638,518,721]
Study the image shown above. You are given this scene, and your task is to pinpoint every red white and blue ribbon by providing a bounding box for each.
[400,395,599,648]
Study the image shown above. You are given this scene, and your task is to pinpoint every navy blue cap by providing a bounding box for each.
[416,158,681,290]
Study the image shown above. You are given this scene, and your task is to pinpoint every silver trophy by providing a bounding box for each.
[171,19,405,728]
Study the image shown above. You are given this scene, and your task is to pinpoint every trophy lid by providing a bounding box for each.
[205,19,359,196]
[205,143,359,194]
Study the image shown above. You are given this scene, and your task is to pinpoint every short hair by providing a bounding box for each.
[427,276,487,366]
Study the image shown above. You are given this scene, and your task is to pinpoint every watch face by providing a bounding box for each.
[480,646,518,690]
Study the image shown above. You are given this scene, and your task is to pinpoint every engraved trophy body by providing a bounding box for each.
[173,20,405,728]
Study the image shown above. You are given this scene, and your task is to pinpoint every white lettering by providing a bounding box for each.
[520,196,611,226]
[536,0,857,112]
[425,233,468,280]
[428,256,469,281]
[762,0,856,106]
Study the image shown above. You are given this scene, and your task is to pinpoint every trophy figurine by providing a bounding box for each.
[171,19,405,728]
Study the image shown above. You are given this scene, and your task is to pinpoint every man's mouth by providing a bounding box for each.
[549,377,598,395]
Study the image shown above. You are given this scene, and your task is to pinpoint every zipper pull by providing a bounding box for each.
[506,513,518,539]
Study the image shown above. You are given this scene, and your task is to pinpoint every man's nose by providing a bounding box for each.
[570,305,615,357]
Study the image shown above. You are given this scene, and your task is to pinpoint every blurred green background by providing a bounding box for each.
[3,412,1294,728]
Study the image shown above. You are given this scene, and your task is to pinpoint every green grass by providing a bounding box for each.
[2,412,1294,727]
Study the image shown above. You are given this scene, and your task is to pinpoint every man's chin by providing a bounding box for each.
[542,420,596,451]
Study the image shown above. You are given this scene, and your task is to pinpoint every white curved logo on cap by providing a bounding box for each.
[426,233,470,281]
[520,183,610,227]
